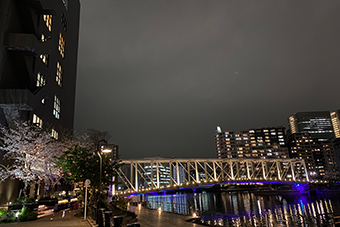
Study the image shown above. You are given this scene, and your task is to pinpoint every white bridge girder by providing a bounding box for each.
[114,158,309,196]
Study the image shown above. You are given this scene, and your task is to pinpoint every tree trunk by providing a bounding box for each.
[48,176,63,197]
[23,181,29,197]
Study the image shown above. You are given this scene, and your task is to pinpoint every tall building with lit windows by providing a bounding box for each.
[0,0,80,134]
[330,109,340,139]
[0,0,80,204]
[287,133,337,180]
[215,126,289,159]
[288,111,334,141]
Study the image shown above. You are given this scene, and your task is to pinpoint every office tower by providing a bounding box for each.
[330,110,340,138]
[215,126,289,159]
[0,0,80,204]
[143,164,171,188]
[288,133,337,181]
[288,112,334,141]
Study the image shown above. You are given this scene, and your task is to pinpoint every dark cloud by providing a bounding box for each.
[75,0,340,159]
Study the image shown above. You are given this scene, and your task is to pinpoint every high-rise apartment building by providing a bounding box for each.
[0,0,80,133]
[288,112,334,141]
[215,126,289,159]
[0,0,80,204]
[288,133,337,180]
[333,138,340,172]
[330,110,340,139]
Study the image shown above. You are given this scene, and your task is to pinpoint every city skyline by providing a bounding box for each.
[75,0,340,159]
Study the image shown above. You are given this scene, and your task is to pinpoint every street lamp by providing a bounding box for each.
[96,139,112,226]
[97,139,112,193]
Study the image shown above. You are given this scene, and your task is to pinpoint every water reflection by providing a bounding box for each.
[146,191,340,226]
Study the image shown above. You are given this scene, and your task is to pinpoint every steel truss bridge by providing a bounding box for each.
[113,158,309,196]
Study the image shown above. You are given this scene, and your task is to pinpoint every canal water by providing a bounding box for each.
[145,190,340,226]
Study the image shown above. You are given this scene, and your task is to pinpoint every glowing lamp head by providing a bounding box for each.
[158,207,162,211]
[193,213,197,218]
[101,145,112,153]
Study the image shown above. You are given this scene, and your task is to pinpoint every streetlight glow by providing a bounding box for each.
[101,145,112,153]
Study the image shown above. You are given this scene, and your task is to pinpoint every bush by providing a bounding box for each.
[125,210,137,219]
[39,196,57,201]
[17,206,37,222]
[74,208,84,217]
[13,197,36,205]
[116,197,132,210]
[0,209,16,223]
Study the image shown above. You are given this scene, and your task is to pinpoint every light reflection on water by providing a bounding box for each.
[146,191,340,226]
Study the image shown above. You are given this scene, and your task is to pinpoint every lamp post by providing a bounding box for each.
[96,139,112,226]
[97,139,112,194]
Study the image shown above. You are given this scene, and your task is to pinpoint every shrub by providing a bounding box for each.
[39,196,57,201]
[0,209,16,223]
[74,208,84,217]
[125,210,137,219]
[13,197,36,205]
[17,206,37,222]
[116,197,132,210]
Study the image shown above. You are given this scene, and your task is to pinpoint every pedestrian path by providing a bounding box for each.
[129,205,198,227]
[1,206,197,227]
[1,210,91,227]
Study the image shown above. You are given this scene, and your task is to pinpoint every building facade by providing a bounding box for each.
[0,0,80,204]
[287,133,337,181]
[215,126,289,159]
[288,112,334,141]
[0,0,80,133]
[143,164,171,188]
[332,138,340,173]
[330,109,340,139]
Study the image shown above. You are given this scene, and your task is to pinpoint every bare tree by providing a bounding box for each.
[86,128,111,149]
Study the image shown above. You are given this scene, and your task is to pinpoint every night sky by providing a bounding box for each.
[75,0,340,159]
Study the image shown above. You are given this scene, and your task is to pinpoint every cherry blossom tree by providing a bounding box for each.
[0,121,63,195]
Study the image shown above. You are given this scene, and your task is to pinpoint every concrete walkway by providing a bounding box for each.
[129,205,198,227]
[1,207,197,227]
[1,210,91,227]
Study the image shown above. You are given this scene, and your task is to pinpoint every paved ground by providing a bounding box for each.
[129,205,199,227]
[1,210,91,227]
[1,206,198,227]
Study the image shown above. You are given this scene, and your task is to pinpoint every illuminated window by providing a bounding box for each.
[53,95,60,119]
[43,15,52,32]
[40,54,48,65]
[56,62,62,87]
[41,34,48,42]
[51,129,59,140]
[58,33,65,58]
[33,114,43,128]
[36,72,45,87]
